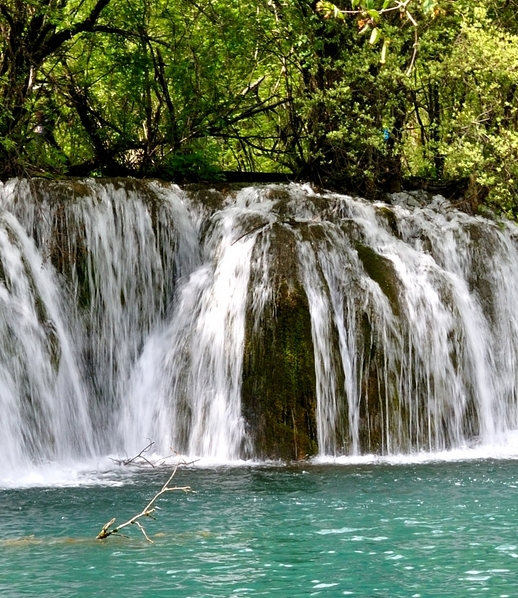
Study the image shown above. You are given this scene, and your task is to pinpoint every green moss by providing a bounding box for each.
[31,178,92,205]
[357,312,408,454]
[46,204,92,313]
[242,223,318,460]
[375,205,400,237]
[185,184,238,211]
[464,222,500,324]
[355,243,401,317]
[358,313,383,453]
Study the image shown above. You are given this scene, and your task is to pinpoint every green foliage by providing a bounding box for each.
[436,17,518,216]
[309,0,518,214]
[0,0,293,177]
[0,0,518,217]
[161,150,225,182]
[399,1,518,215]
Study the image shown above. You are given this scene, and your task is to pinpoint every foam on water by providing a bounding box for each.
[0,457,130,490]
[313,429,518,466]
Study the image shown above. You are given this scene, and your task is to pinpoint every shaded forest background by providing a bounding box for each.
[1,0,518,216]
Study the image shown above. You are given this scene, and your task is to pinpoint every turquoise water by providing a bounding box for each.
[1,460,518,597]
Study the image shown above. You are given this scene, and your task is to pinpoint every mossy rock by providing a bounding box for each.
[242,223,318,460]
[356,311,412,454]
[29,178,92,206]
[355,243,401,317]
[185,183,237,211]
[464,222,501,323]
[358,354,408,454]
[357,312,384,453]
[375,205,400,238]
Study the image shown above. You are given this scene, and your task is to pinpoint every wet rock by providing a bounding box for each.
[242,223,318,460]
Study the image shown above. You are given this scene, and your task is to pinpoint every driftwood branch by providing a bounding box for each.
[110,443,193,469]
[96,462,192,543]
[110,441,156,467]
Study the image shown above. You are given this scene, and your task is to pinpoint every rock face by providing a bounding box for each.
[1,178,518,469]
[242,223,318,460]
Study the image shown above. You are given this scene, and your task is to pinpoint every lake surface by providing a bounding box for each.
[1,459,517,597]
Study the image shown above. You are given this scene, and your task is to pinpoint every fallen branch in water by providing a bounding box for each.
[96,461,192,542]
[110,441,156,467]
[110,443,191,469]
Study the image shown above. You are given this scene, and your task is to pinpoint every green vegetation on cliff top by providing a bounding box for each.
[1,0,518,216]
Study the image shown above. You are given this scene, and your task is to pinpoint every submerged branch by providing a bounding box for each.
[96,461,193,543]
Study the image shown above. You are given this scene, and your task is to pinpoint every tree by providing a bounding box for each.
[272,0,424,194]
[0,0,299,178]
[0,0,114,176]
[2,0,518,217]
[296,0,518,213]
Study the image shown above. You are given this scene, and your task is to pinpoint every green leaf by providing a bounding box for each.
[316,1,344,20]
[422,0,437,15]
[369,27,380,45]
[380,38,390,64]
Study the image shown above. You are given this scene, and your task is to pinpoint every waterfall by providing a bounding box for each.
[120,188,275,460]
[295,194,518,455]
[0,179,518,475]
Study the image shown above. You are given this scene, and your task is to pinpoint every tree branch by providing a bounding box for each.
[96,462,193,543]
[0,4,15,29]
[35,0,112,61]
[110,441,156,467]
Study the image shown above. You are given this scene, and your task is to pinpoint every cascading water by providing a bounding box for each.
[120,188,275,460]
[0,209,94,473]
[1,179,518,477]
[296,193,518,455]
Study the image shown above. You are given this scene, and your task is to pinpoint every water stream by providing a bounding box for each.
[1,179,518,480]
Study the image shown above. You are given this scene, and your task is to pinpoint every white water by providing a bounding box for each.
[299,194,518,454]
[1,180,518,485]
[120,188,275,460]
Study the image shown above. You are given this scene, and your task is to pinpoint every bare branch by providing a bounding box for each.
[110,441,156,467]
[405,20,419,76]
[96,461,193,543]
